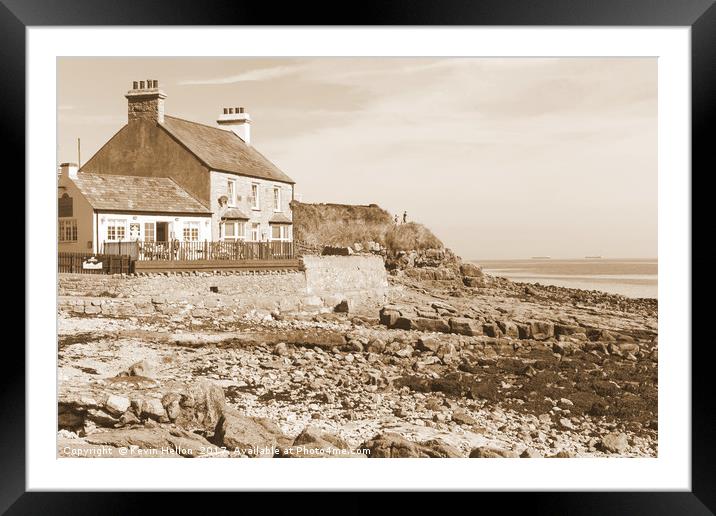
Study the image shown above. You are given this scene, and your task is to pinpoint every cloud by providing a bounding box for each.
[178,65,303,85]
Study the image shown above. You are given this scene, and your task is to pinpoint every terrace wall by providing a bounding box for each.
[57,255,388,318]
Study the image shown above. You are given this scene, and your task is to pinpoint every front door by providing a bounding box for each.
[156,221,169,242]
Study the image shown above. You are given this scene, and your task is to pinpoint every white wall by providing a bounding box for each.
[209,171,294,241]
[96,213,212,247]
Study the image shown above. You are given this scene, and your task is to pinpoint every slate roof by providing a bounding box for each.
[160,115,295,184]
[269,213,293,224]
[72,173,211,214]
[221,207,250,220]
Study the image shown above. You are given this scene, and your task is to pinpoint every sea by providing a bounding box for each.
[475,258,658,299]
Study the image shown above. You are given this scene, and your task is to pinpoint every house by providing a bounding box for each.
[57,79,295,256]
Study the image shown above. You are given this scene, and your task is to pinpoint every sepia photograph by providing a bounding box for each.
[55,56,658,460]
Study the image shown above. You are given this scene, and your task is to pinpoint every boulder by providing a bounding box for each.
[529,321,555,341]
[469,446,519,458]
[365,338,386,354]
[104,395,131,416]
[554,324,582,338]
[83,427,213,457]
[214,410,286,457]
[520,448,542,458]
[393,317,450,333]
[283,426,363,458]
[482,323,503,338]
[416,336,441,352]
[141,397,167,421]
[496,320,520,339]
[459,262,484,278]
[379,307,401,327]
[162,380,225,432]
[448,317,483,336]
[362,432,461,458]
[600,432,629,454]
[516,323,532,340]
[451,408,477,426]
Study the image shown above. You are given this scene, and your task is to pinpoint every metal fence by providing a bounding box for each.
[58,252,134,275]
[101,240,294,261]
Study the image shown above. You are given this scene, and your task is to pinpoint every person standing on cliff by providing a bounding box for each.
[394,214,399,224]
[403,211,408,224]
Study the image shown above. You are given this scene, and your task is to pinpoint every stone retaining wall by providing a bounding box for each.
[58,256,388,318]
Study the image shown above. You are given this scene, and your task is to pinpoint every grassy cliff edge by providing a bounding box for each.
[292,201,442,253]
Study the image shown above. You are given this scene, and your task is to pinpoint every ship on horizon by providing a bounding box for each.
[585,255,603,259]
[530,256,551,260]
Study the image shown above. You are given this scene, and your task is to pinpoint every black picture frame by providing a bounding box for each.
[8,0,709,513]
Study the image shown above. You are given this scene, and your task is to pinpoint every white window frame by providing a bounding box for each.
[273,186,281,212]
[222,220,246,242]
[106,218,126,242]
[182,221,200,242]
[250,222,260,241]
[251,183,260,210]
[58,218,78,242]
[270,224,290,242]
[227,178,237,207]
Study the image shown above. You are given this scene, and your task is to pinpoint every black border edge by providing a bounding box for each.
[691,1,716,513]
[8,0,713,513]
[1,0,26,514]
[0,0,714,26]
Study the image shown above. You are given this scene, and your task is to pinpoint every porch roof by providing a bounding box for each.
[221,208,250,220]
[72,173,211,214]
[269,213,293,224]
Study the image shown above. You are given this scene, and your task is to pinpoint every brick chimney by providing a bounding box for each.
[125,79,166,124]
[217,107,252,145]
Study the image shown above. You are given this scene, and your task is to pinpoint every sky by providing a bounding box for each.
[57,57,657,260]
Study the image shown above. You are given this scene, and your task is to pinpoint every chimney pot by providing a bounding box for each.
[133,81,138,89]
[153,80,158,88]
[139,80,145,89]
[216,106,251,145]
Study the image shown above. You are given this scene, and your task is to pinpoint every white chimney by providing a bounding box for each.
[217,107,252,145]
[59,162,79,179]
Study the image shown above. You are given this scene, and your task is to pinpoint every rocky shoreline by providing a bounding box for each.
[57,263,657,459]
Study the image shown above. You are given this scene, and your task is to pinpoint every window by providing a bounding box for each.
[270,224,289,241]
[227,179,237,206]
[59,219,78,242]
[106,219,126,241]
[250,223,260,241]
[183,221,200,241]
[273,187,281,212]
[58,193,73,217]
[223,221,245,241]
[144,222,155,242]
[251,183,260,210]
